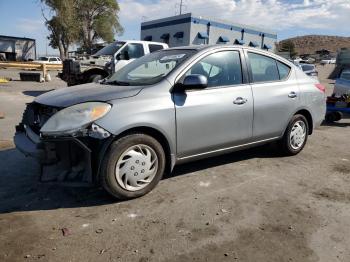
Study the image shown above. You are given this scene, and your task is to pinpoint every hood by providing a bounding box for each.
[35,82,142,108]
[80,56,111,67]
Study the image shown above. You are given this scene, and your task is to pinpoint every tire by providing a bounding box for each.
[278,114,309,156]
[89,74,103,83]
[325,111,342,122]
[100,133,166,200]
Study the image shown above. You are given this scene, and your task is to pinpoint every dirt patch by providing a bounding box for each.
[189,225,219,242]
[313,188,350,203]
[0,140,13,150]
[0,214,41,261]
[166,199,320,262]
[333,164,350,174]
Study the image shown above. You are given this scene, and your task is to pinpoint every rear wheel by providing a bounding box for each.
[100,133,166,200]
[278,114,309,156]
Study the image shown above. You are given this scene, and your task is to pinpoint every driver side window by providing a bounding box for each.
[125,43,145,59]
[185,51,242,88]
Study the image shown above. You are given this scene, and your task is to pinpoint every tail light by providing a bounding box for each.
[315,83,325,93]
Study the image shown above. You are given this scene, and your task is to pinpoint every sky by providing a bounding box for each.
[0,0,349,55]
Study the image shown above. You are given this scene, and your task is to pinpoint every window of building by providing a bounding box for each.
[218,36,229,43]
[248,52,279,82]
[185,51,243,88]
[249,41,259,48]
[149,44,164,53]
[173,32,184,38]
[144,35,152,41]
[160,33,170,44]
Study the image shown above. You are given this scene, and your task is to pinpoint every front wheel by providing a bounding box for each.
[278,114,309,156]
[89,74,103,83]
[100,133,166,200]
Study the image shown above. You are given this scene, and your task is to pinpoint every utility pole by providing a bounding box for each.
[175,0,186,15]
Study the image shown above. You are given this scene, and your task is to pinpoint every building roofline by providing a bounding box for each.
[0,35,36,42]
[141,13,277,39]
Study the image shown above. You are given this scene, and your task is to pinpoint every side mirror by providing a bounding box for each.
[181,74,208,90]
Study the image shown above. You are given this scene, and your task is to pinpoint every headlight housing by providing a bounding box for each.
[40,102,111,136]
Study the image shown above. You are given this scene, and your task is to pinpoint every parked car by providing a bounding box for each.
[320,58,336,65]
[35,56,62,64]
[59,40,168,86]
[333,69,350,96]
[295,57,315,64]
[14,45,326,200]
[299,64,318,79]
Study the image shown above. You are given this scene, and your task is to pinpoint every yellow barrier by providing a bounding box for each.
[0,62,62,81]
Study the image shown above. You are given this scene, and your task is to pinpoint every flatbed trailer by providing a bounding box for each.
[326,97,350,122]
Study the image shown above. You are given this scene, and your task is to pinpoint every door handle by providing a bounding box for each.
[233,97,247,105]
[288,91,297,98]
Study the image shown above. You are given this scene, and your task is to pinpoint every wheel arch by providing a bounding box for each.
[295,109,313,135]
[83,68,109,81]
[96,126,174,181]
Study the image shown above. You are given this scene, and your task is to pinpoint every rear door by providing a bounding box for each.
[245,51,299,140]
[174,49,254,158]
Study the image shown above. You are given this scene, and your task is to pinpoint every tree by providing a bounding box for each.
[76,0,124,53]
[42,0,123,58]
[279,40,298,58]
[41,0,79,59]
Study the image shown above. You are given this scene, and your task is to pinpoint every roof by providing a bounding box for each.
[0,35,35,42]
[155,44,294,67]
[141,13,277,39]
[117,39,166,44]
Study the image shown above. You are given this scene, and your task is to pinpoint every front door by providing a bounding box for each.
[174,50,254,158]
[114,43,145,73]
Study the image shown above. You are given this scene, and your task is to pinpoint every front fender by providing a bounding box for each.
[95,85,177,161]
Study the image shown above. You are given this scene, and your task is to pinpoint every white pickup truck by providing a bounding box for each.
[60,40,168,86]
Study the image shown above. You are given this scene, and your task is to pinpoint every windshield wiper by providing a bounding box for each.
[102,80,130,86]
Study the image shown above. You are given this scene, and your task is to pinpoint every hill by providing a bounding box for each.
[279,35,350,55]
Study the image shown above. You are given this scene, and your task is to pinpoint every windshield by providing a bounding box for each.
[94,42,125,56]
[105,49,197,86]
[38,57,48,61]
[340,70,350,80]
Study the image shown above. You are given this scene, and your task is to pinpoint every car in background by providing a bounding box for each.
[295,57,315,64]
[299,64,318,79]
[14,45,326,200]
[333,69,350,96]
[320,58,336,65]
[35,56,62,64]
[59,40,168,86]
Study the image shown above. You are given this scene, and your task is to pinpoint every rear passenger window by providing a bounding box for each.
[185,51,242,88]
[149,44,164,53]
[248,52,279,82]
[277,61,291,80]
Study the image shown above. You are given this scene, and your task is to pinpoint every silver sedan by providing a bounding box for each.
[15,45,326,199]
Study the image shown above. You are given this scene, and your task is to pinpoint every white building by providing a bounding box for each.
[141,13,277,51]
[0,35,36,61]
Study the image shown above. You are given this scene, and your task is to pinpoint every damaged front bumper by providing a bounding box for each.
[14,123,110,184]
